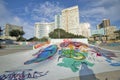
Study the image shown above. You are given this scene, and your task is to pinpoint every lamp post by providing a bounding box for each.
[58,28,60,39]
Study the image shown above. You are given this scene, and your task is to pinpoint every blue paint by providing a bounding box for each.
[110,62,120,66]
[106,59,120,66]
[0,69,49,80]
[24,45,58,65]
[106,59,112,63]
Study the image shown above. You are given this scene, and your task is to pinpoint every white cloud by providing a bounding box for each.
[0,0,34,39]
[80,0,120,28]
[0,1,63,39]
[30,1,63,22]
[0,0,12,25]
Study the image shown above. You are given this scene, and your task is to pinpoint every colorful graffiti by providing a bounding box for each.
[24,45,58,65]
[57,41,94,72]
[57,40,120,72]
[0,69,49,80]
[33,41,50,49]
[24,39,120,72]
[91,46,120,66]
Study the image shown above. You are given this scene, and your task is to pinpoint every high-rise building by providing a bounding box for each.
[96,19,117,40]
[62,6,81,35]
[35,22,55,38]
[4,24,23,36]
[80,23,91,37]
[55,14,62,29]
[97,19,110,29]
[102,19,110,27]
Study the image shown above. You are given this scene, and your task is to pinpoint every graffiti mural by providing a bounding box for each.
[57,41,94,72]
[57,40,120,72]
[0,69,49,80]
[33,41,50,49]
[24,45,58,65]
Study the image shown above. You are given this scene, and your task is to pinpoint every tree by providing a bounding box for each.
[9,29,25,38]
[49,28,85,38]
[40,37,49,42]
[17,36,26,41]
[27,37,40,41]
[114,29,120,40]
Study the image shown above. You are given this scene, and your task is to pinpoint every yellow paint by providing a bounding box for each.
[68,44,74,49]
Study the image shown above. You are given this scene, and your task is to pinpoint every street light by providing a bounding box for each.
[58,28,60,39]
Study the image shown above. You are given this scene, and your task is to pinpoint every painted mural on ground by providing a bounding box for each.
[24,40,120,72]
[57,40,120,72]
[24,44,58,65]
[0,39,120,80]
[33,41,50,49]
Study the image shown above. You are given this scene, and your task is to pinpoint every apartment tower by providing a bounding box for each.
[62,6,82,35]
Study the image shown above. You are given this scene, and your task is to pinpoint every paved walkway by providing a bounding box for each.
[98,42,120,51]
[0,45,33,56]
[61,70,120,80]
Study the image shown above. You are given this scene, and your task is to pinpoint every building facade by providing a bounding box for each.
[91,26,117,40]
[35,22,55,38]
[55,14,62,29]
[62,6,81,35]
[80,23,91,37]
[91,28,105,35]
[4,24,23,36]
[105,26,117,40]
[97,19,110,29]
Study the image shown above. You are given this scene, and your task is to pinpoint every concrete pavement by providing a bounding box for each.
[0,45,33,56]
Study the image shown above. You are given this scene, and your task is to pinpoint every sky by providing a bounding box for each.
[0,0,120,39]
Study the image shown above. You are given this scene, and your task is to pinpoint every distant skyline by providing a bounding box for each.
[0,0,120,39]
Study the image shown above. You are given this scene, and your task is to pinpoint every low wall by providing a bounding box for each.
[50,38,88,44]
[15,42,38,46]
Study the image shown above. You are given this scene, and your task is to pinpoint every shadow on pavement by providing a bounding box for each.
[79,62,99,80]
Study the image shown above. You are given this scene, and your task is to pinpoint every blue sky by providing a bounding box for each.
[0,0,120,39]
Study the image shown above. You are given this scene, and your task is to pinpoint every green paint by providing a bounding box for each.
[60,49,87,60]
[57,58,94,72]
[58,46,94,72]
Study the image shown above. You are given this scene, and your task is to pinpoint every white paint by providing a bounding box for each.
[50,38,88,44]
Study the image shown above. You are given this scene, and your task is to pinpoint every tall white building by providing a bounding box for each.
[55,14,63,29]
[62,6,82,35]
[80,23,91,37]
[35,22,55,38]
